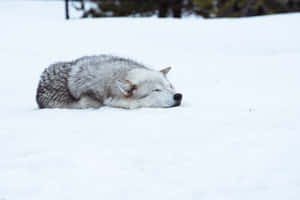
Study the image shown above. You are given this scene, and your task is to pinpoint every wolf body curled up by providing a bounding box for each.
[36,55,182,109]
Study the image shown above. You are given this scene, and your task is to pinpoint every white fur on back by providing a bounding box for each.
[126,68,164,84]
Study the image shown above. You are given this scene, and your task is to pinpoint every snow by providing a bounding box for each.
[1,1,300,200]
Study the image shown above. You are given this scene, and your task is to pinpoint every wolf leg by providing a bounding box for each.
[104,97,142,109]
[69,96,102,109]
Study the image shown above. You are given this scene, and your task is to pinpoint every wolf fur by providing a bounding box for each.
[36,55,182,109]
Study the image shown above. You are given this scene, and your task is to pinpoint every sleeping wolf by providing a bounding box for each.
[36,55,182,109]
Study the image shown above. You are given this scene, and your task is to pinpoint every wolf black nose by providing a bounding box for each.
[174,93,182,101]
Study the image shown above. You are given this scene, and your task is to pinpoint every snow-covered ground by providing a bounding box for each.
[1,1,300,200]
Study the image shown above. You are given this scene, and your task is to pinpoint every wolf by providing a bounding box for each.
[36,55,182,109]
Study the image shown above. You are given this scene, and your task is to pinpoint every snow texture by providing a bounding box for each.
[0,1,300,200]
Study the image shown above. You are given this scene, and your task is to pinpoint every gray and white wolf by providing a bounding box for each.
[36,55,182,109]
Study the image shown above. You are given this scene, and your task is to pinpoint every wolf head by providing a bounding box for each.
[116,67,182,108]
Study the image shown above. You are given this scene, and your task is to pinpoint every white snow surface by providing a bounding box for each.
[1,1,300,200]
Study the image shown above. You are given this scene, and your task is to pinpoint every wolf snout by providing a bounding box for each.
[173,93,183,106]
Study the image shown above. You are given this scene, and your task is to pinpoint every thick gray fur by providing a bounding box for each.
[36,55,181,109]
[37,55,144,108]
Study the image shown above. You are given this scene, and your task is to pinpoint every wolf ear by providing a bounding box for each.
[116,80,136,97]
[160,67,171,75]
